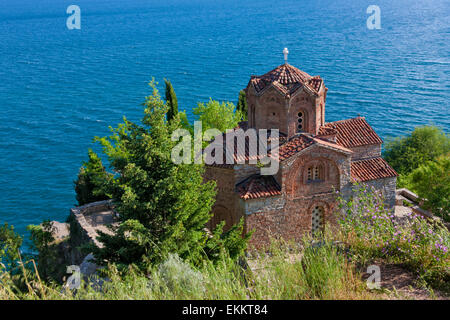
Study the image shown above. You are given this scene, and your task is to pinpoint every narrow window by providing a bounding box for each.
[314,166,320,180]
[311,206,324,233]
[297,111,303,132]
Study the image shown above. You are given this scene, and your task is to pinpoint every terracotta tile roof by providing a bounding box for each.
[278,135,315,161]
[236,174,281,200]
[320,117,383,148]
[351,157,398,182]
[311,137,353,153]
[278,134,352,161]
[204,128,286,166]
[307,76,323,92]
[317,126,338,136]
[204,129,352,166]
[249,63,323,96]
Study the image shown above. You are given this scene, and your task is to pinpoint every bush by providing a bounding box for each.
[383,125,450,187]
[0,223,22,270]
[409,154,450,221]
[191,99,243,134]
[336,183,450,292]
[156,254,204,296]
[27,221,63,282]
[74,149,111,206]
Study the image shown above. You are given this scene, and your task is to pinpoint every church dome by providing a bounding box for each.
[249,63,323,96]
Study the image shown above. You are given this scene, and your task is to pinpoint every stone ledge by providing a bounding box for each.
[66,200,119,265]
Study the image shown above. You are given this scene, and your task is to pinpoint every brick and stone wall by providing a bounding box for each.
[246,85,326,138]
[350,144,381,161]
[234,164,260,184]
[244,192,339,249]
[282,145,352,199]
[360,176,397,210]
[204,165,244,231]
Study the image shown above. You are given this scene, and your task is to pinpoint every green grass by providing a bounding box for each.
[0,237,377,300]
[2,184,448,300]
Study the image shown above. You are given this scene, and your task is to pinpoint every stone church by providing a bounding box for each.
[204,59,398,248]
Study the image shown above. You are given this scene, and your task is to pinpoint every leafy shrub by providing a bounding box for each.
[156,254,204,295]
[74,149,111,206]
[383,125,450,189]
[336,183,450,292]
[191,99,243,134]
[0,223,22,270]
[409,154,450,221]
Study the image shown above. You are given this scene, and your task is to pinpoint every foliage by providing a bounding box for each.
[89,80,249,269]
[27,221,61,282]
[0,223,23,270]
[156,253,204,295]
[383,125,450,187]
[191,98,243,134]
[204,218,252,262]
[409,154,450,221]
[236,90,248,120]
[336,183,450,292]
[164,79,178,122]
[74,149,111,206]
[0,239,377,300]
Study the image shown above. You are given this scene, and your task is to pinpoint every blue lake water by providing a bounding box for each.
[0,0,449,242]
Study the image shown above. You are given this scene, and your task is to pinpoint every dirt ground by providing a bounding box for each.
[361,262,448,300]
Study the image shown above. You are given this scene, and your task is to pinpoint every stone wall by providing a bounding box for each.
[361,176,397,210]
[244,192,338,249]
[204,166,244,231]
[281,144,352,199]
[68,200,118,264]
[234,164,260,184]
[350,144,381,161]
[246,84,326,138]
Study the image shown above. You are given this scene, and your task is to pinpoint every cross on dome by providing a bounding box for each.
[283,48,289,64]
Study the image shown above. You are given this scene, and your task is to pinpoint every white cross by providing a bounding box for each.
[283,48,289,63]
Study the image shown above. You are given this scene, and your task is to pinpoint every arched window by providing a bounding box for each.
[297,111,304,132]
[311,206,324,233]
[307,164,324,182]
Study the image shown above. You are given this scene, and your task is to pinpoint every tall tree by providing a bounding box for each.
[0,223,22,270]
[192,99,243,133]
[383,125,450,187]
[410,154,450,222]
[74,149,111,206]
[164,79,178,122]
[236,90,248,120]
[384,125,450,175]
[90,80,249,269]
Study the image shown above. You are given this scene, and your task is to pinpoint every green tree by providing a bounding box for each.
[0,223,22,270]
[164,79,178,122]
[236,90,248,120]
[90,80,249,269]
[410,154,450,222]
[383,125,450,182]
[192,99,243,133]
[74,149,111,206]
[27,220,59,281]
